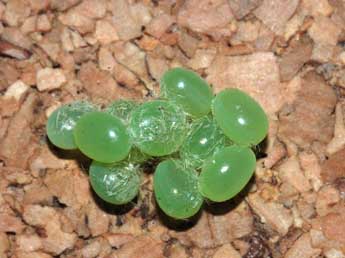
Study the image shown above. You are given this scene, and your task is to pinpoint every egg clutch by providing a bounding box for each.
[46,68,268,219]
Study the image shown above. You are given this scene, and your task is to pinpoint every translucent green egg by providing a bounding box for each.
[46,101,96,149]
[74,111,131,163]
[126,147,150,164]
[213,89,268,146]
[180,116,227,169]
[106,100,149,163]
[89,161,140,205]
[154,160,203,219]
[160,67,213,117]
[199,145,256,202]
[105,99,138,124]
[129,100,187,157]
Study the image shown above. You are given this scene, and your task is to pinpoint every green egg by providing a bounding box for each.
[160,67,213,117]
[74,111,131,163]
[213,89,269,146]
[46,101,96,149]
[89,161,140,205]
[199,145,256,202]
[105,99,138,124]
[180,116,227,169]
[154,160,203,219]
[129,100,187,157]
[105,100,149,164]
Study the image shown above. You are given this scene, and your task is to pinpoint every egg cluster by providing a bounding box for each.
[46,68,268,219]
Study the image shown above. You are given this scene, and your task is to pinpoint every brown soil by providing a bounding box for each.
[0,0,345,257]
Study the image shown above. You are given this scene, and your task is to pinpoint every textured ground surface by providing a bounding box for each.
[0,0,345,257]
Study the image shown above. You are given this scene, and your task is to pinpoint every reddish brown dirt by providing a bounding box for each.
[0,0,345,257]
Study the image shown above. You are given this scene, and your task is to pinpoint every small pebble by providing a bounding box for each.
[36,68,66,91]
